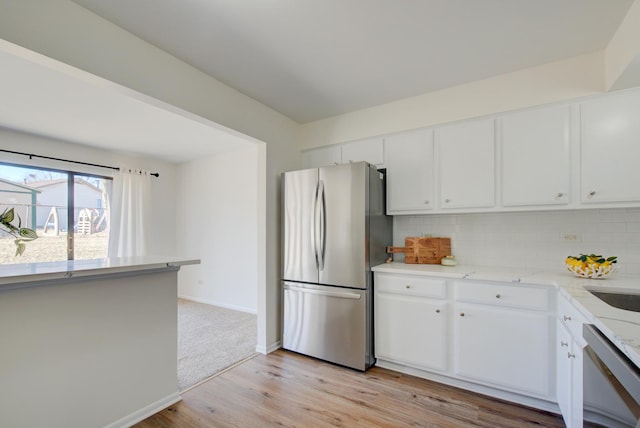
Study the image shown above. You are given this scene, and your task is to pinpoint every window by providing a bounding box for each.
[0,163,112,264]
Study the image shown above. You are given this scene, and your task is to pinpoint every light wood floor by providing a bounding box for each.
[135,349,568,427]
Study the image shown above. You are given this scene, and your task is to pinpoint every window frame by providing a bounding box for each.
[0,161,112,261]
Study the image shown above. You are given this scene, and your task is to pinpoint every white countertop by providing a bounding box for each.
[0,256,200,289]
[373,262,640,368]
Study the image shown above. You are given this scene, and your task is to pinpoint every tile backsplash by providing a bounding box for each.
[393,208,640,275]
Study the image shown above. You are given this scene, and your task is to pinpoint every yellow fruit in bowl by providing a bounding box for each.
[565,254,617,278]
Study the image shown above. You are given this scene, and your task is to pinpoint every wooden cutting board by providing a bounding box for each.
[387,237,451,264]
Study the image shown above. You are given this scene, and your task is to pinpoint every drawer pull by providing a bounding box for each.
[568,352,575,359]
[459,312,465,317]
[560,341,568,347]
[405,285,411,289]
[563,315,572,321]
[495,294,501,299]
[435,309,441,314]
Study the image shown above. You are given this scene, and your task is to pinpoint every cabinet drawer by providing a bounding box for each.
[557,293,589,340]
[455,281,549,311]
[375,273,446,299]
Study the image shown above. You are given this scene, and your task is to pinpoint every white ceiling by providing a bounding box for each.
[0,41,255,163]
[74,0,633,123]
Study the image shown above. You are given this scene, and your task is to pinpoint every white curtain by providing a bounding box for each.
[108,168,151,258]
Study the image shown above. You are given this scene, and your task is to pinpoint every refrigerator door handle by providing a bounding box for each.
[313,181,324,270]
[311,181,319,269]
[283,283,362,300]
[318,180,326,270]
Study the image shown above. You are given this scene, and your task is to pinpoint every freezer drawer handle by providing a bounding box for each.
[283,284,362,300]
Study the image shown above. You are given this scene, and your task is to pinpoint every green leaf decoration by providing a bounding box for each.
[1,208,38,256]
[15,241,25,257]
[1,208,15,224]
[18,228,38,240]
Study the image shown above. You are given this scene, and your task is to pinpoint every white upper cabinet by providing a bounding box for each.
[341,137,384,166]
[302,145,341,168]
[436,118,495,209]
[501,105,571,207]
[384,128,434,214]
[581,90,640,204]
[302,137,384,169]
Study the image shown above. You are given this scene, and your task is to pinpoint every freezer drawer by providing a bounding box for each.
[282,281,371,371]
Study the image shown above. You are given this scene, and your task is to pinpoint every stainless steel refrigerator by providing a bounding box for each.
[281,161,392,370]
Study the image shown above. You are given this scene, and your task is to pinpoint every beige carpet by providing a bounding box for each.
[178,299,257,391]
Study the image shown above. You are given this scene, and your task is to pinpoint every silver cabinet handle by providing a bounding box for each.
[495,294,501,299]
[564,315,572,321]
[568,352,576,359]
[435,309,441,314]
[588,191,596,197]
[557,192,564,198]
[405,285,411,289]
[459,312,465,317]
[561,341,568,347]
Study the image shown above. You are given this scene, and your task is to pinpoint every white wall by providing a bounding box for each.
[394,209,640,275]
[299,52,605,149]
[0,127,179,255]
[176,147,260,313]
[606,0,640,90]
[0,0,300,352]
[0,269,180,428]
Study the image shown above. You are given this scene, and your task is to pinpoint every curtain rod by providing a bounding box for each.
[0,149,160,177]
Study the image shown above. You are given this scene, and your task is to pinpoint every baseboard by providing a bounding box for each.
[178,294,257,314]
[376,359,559,414]
[256,340,281,355]
[104,392,182,428]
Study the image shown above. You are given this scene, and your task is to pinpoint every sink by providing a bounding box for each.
[585,288,640,312]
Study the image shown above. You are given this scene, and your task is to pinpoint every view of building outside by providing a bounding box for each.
[0,164,111,264]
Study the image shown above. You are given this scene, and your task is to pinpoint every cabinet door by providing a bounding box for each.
[581,90,640,203]
[302,146,341,168]
[556,321,573,427]
[502,105,570,206]
[341,137,384,166]
[436,118,495,209]
[454,303,550,396]
[375,293,447,372]
[384,128,434,213]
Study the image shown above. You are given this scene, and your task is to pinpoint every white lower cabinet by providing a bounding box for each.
[556,293,588,428]
[375,293,447,371]
[557,321,584,428]
[374,271,557,413]
[374,273,447,371]
[453,302,550,396]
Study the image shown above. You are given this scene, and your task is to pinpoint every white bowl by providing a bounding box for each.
[566,262,618,279]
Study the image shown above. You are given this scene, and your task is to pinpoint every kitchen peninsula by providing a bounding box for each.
[0,256,199,428]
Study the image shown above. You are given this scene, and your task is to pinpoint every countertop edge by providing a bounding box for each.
[0,256,201,288]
